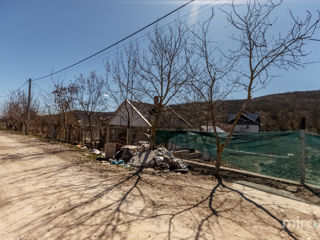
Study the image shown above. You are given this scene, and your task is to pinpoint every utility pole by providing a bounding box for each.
[26,78,32,135]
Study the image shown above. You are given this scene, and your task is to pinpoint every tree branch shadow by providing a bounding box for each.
[0,143,309,240]
[218,177,298,240]
[3,151,154,240]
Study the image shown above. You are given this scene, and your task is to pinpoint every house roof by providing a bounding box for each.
[73,110,114,125]
[108,100,193,129]
[228,113,260,125]
[37,110,114,126]
[129,100,193,129]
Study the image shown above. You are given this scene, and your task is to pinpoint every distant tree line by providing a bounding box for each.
[1,72,108,148]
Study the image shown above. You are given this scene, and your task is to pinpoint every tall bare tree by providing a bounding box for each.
[105,44,140,144]
[51,82,76,142]
[190,0,320,175]
[137,22,192,149]
[2,90,38,133]
[71,72,107,147]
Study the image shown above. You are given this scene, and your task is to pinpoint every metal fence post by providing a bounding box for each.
[300,117,306,185]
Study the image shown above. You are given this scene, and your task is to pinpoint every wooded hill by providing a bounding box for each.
[174,90,320,133]
[235,90,320,133]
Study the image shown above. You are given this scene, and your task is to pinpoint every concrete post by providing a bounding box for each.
[26,78,31,135]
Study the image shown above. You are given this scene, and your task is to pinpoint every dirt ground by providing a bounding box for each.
[0,132,320,240]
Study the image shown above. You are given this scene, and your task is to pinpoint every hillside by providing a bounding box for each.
[174,90,320,133]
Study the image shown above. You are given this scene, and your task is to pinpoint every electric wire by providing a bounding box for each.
[2,0,214,99]
[0,80,28,98]
[32,0,196,82]
[46,1,213,82]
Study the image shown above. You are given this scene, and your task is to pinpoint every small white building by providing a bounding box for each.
[106,99,193,144]
[228,113,261,133]
[200,125,225,133]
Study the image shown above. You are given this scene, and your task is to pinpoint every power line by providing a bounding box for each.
[32,81,50,95]
[46,1,212,81]
[2,0,208,99]
[33,0,196,82]
[0,80,28,98]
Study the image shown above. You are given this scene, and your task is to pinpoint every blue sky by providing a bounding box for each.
[0,0,319,105]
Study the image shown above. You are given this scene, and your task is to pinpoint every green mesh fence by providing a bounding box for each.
[305,133,320,187]
[156,130,320,186]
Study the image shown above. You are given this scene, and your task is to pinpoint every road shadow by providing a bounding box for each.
[218,177,298,240]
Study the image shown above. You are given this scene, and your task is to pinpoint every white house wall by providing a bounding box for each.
[109,103,149,127]
[234,124,259,133]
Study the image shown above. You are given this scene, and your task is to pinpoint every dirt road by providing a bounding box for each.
[0,132,319,240]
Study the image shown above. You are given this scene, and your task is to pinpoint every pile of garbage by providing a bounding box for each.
[151,147,188,173]
[111,144,188,173]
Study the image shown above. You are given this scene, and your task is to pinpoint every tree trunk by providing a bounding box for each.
[126,118,131,145]
[67,126,71,143]
[53,126,57,139]
[150,112,161,150]
[89,126,95,147]
[126,127,130,145]
[64,127,68,143]
[214,148,223,176]
[41,122,44,135]
[88,116,96,147]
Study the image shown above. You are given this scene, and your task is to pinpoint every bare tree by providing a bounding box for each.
[190,0,320,175]
[71,72,107,147]
[137,22,192,149]
[2,90,38,133]
[105,44,140,144]
[51,82,76,142]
